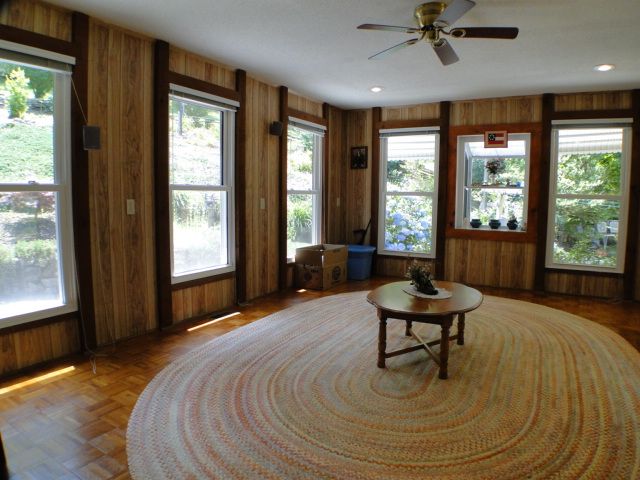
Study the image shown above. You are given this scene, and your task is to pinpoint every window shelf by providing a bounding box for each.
[465,185,524,190]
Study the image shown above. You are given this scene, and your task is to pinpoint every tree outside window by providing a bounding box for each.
[547,126,631,271]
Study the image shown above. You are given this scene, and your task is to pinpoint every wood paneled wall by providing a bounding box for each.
[0,318,79,376]
[326,106,346,243]
[554,91,632,112]
[245,77,281,300]
[87,20,157,344]
[344,110,373,245]
[445,239,536,290]
[0,0,71,41]
[172,278,236,323]
[0,0,81,375]
[169,46,235,91]
[450,95,542,126]
[381,104,440,122]
[288,92,323,117]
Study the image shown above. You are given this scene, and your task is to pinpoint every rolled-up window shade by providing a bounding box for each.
[0,43,73,74]
[379,126,440,138]
[169,84,238,111]
[288,117,326,137]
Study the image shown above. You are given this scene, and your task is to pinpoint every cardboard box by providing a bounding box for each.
[295,244,347,290]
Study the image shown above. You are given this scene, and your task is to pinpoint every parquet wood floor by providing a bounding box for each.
[1,277,639,479]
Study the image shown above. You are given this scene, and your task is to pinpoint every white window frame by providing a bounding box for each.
[286,120,324,261]
[454,133,531,231]
[378,128,439,258]
[545,120,632,273]
[0,59,77,329]
[168,90,236,284]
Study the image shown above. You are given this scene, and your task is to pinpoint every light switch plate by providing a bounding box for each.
[126,199,136,215]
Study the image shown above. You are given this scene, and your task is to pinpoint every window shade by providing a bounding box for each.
[288,117,326,136]
[379,126,440,138]
[0,44,73,74]
[169,84,238,111]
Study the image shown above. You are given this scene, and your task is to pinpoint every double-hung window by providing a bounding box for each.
[379,128,439,256]
[169,85,236,283]
[286,119,324,260]
[0,47,76,327]
[455,133,531,230]
[546,122,632,272]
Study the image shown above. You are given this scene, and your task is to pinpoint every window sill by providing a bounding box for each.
[171,269,236,291]
[446,226,536,243]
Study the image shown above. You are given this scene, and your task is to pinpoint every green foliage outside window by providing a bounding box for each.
[552,151,622,267]
[6,68,30,118]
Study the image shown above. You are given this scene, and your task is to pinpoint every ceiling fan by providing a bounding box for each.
[358,0,518,66]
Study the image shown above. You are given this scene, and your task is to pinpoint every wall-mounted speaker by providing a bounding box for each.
[269,121,283,136]
[82,125,101,150]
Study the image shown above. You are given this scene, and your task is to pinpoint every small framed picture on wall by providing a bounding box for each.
[351,146,368,169]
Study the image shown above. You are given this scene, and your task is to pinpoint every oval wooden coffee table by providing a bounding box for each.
[367,281,483,379]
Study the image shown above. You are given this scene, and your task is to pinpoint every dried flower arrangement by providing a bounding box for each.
[485,158,504,175]
[406,261,438,295]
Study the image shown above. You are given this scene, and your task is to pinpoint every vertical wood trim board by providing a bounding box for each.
[278,86,289,290]
[435,101,450,278]
[370,107,381,253]
[627,89,640,299]
[235,70,248,303]
[534,94,554,291]
[71,12,96,349]
[153,40,172,328]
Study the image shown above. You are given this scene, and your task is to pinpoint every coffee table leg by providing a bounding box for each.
[439,315,453,379]
[377,313,387,368]
[405,320,412,336]
[457,313,465,345]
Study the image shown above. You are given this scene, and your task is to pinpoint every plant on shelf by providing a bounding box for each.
[507,212,519,230]
[485,158,504,184]
[406,261,438,295]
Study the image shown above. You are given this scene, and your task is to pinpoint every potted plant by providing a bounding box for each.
[485,158,503,184]
[507,213,519,230]
[406,261,438,295]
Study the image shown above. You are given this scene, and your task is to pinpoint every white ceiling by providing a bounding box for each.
[46,0,640,109]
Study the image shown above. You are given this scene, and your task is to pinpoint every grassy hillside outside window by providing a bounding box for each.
[0,57,76,327]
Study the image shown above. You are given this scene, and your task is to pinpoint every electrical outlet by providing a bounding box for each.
[126,199,136,215]
[260,198,266,210]
[336,197,341,207]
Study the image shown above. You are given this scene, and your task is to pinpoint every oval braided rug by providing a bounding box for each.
[127,292,640,479]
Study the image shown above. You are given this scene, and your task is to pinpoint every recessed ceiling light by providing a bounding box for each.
[594,64,615,72]
[370,86,383,93]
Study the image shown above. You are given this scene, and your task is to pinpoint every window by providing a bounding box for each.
[287,120,323,260]
[379,129,439,256]
[546,123,632,272]
[169,86,236,283]
[0,52,76,327]
[455,134,531,231]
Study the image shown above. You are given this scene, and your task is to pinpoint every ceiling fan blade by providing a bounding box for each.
[432,39,459,66]
[368,38,420,60]
[358,23,421,34]
[449,27,519,39]
[435,0,476,26]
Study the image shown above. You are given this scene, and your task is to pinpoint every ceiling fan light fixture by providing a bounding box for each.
[594,64,615,72]
[370,86,384,93]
